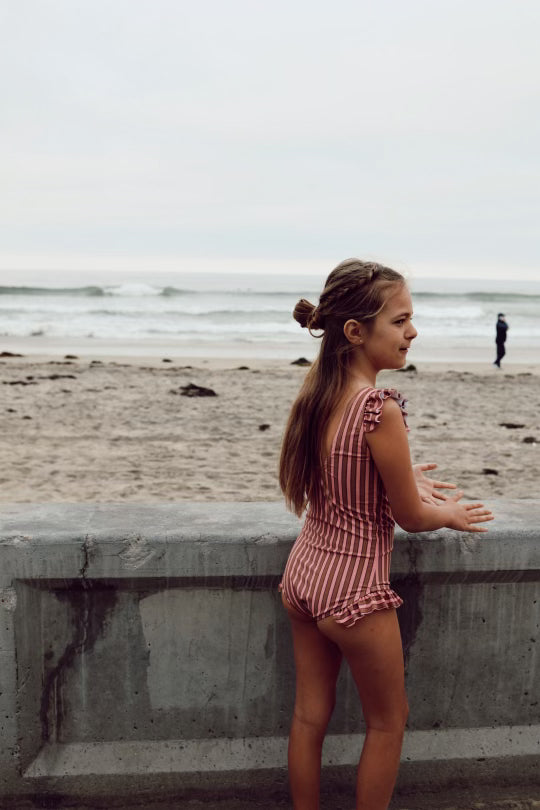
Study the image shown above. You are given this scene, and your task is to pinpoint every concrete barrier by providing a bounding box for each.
[0,500,538,806]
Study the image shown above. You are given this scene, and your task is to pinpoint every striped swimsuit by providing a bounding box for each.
[280,387,407,628]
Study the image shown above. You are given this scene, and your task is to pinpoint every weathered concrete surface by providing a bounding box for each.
[0,500,539,806]
[3,784,540,809]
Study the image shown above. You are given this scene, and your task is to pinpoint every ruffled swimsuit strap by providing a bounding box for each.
[363,387,409,433]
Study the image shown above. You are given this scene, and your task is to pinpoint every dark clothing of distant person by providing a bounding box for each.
[494,315,508,368]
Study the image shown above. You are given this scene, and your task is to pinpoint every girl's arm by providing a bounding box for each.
[366,398,493,533]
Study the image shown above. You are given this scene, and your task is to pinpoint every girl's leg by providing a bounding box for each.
[317,608,408,810]
[282,594,343,810]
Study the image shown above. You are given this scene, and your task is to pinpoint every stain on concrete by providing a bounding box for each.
[40,585,118,742]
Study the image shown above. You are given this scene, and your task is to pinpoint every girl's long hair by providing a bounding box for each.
[279,258,405,516]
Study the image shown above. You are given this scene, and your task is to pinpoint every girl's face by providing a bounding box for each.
[358,283,417,372]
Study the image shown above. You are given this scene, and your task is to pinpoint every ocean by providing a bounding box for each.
[0,269,538,362]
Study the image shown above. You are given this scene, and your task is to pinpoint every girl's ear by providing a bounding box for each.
[343,319,365,345]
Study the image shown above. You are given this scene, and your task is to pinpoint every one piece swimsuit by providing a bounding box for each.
[280,387,407,627]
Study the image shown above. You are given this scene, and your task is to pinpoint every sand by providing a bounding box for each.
[0,352,538,504]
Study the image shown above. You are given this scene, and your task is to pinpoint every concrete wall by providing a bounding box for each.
[0,501,539,806]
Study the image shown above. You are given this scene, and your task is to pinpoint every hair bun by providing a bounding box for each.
[293,298,316,328]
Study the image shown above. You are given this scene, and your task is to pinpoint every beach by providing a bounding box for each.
[1,350,538,504]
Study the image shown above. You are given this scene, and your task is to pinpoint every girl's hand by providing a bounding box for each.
[413,463,457,505]
[443,491,494,532]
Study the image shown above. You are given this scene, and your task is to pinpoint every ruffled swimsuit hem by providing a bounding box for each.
[320,587,403,628]
[279,581,403,628]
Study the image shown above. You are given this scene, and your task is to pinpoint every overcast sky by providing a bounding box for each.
[1,0,539,279]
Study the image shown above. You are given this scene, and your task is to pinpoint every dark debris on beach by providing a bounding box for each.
[174,383,218,397]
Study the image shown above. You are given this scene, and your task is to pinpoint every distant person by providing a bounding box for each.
[494,313,509,368]
[278,259,493,810]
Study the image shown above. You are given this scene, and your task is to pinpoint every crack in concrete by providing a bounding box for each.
[80,535,92,583]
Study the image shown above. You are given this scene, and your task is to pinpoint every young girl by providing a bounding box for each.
[279,259,493,810]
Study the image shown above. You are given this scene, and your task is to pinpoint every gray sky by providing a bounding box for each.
[1,0,539,279]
